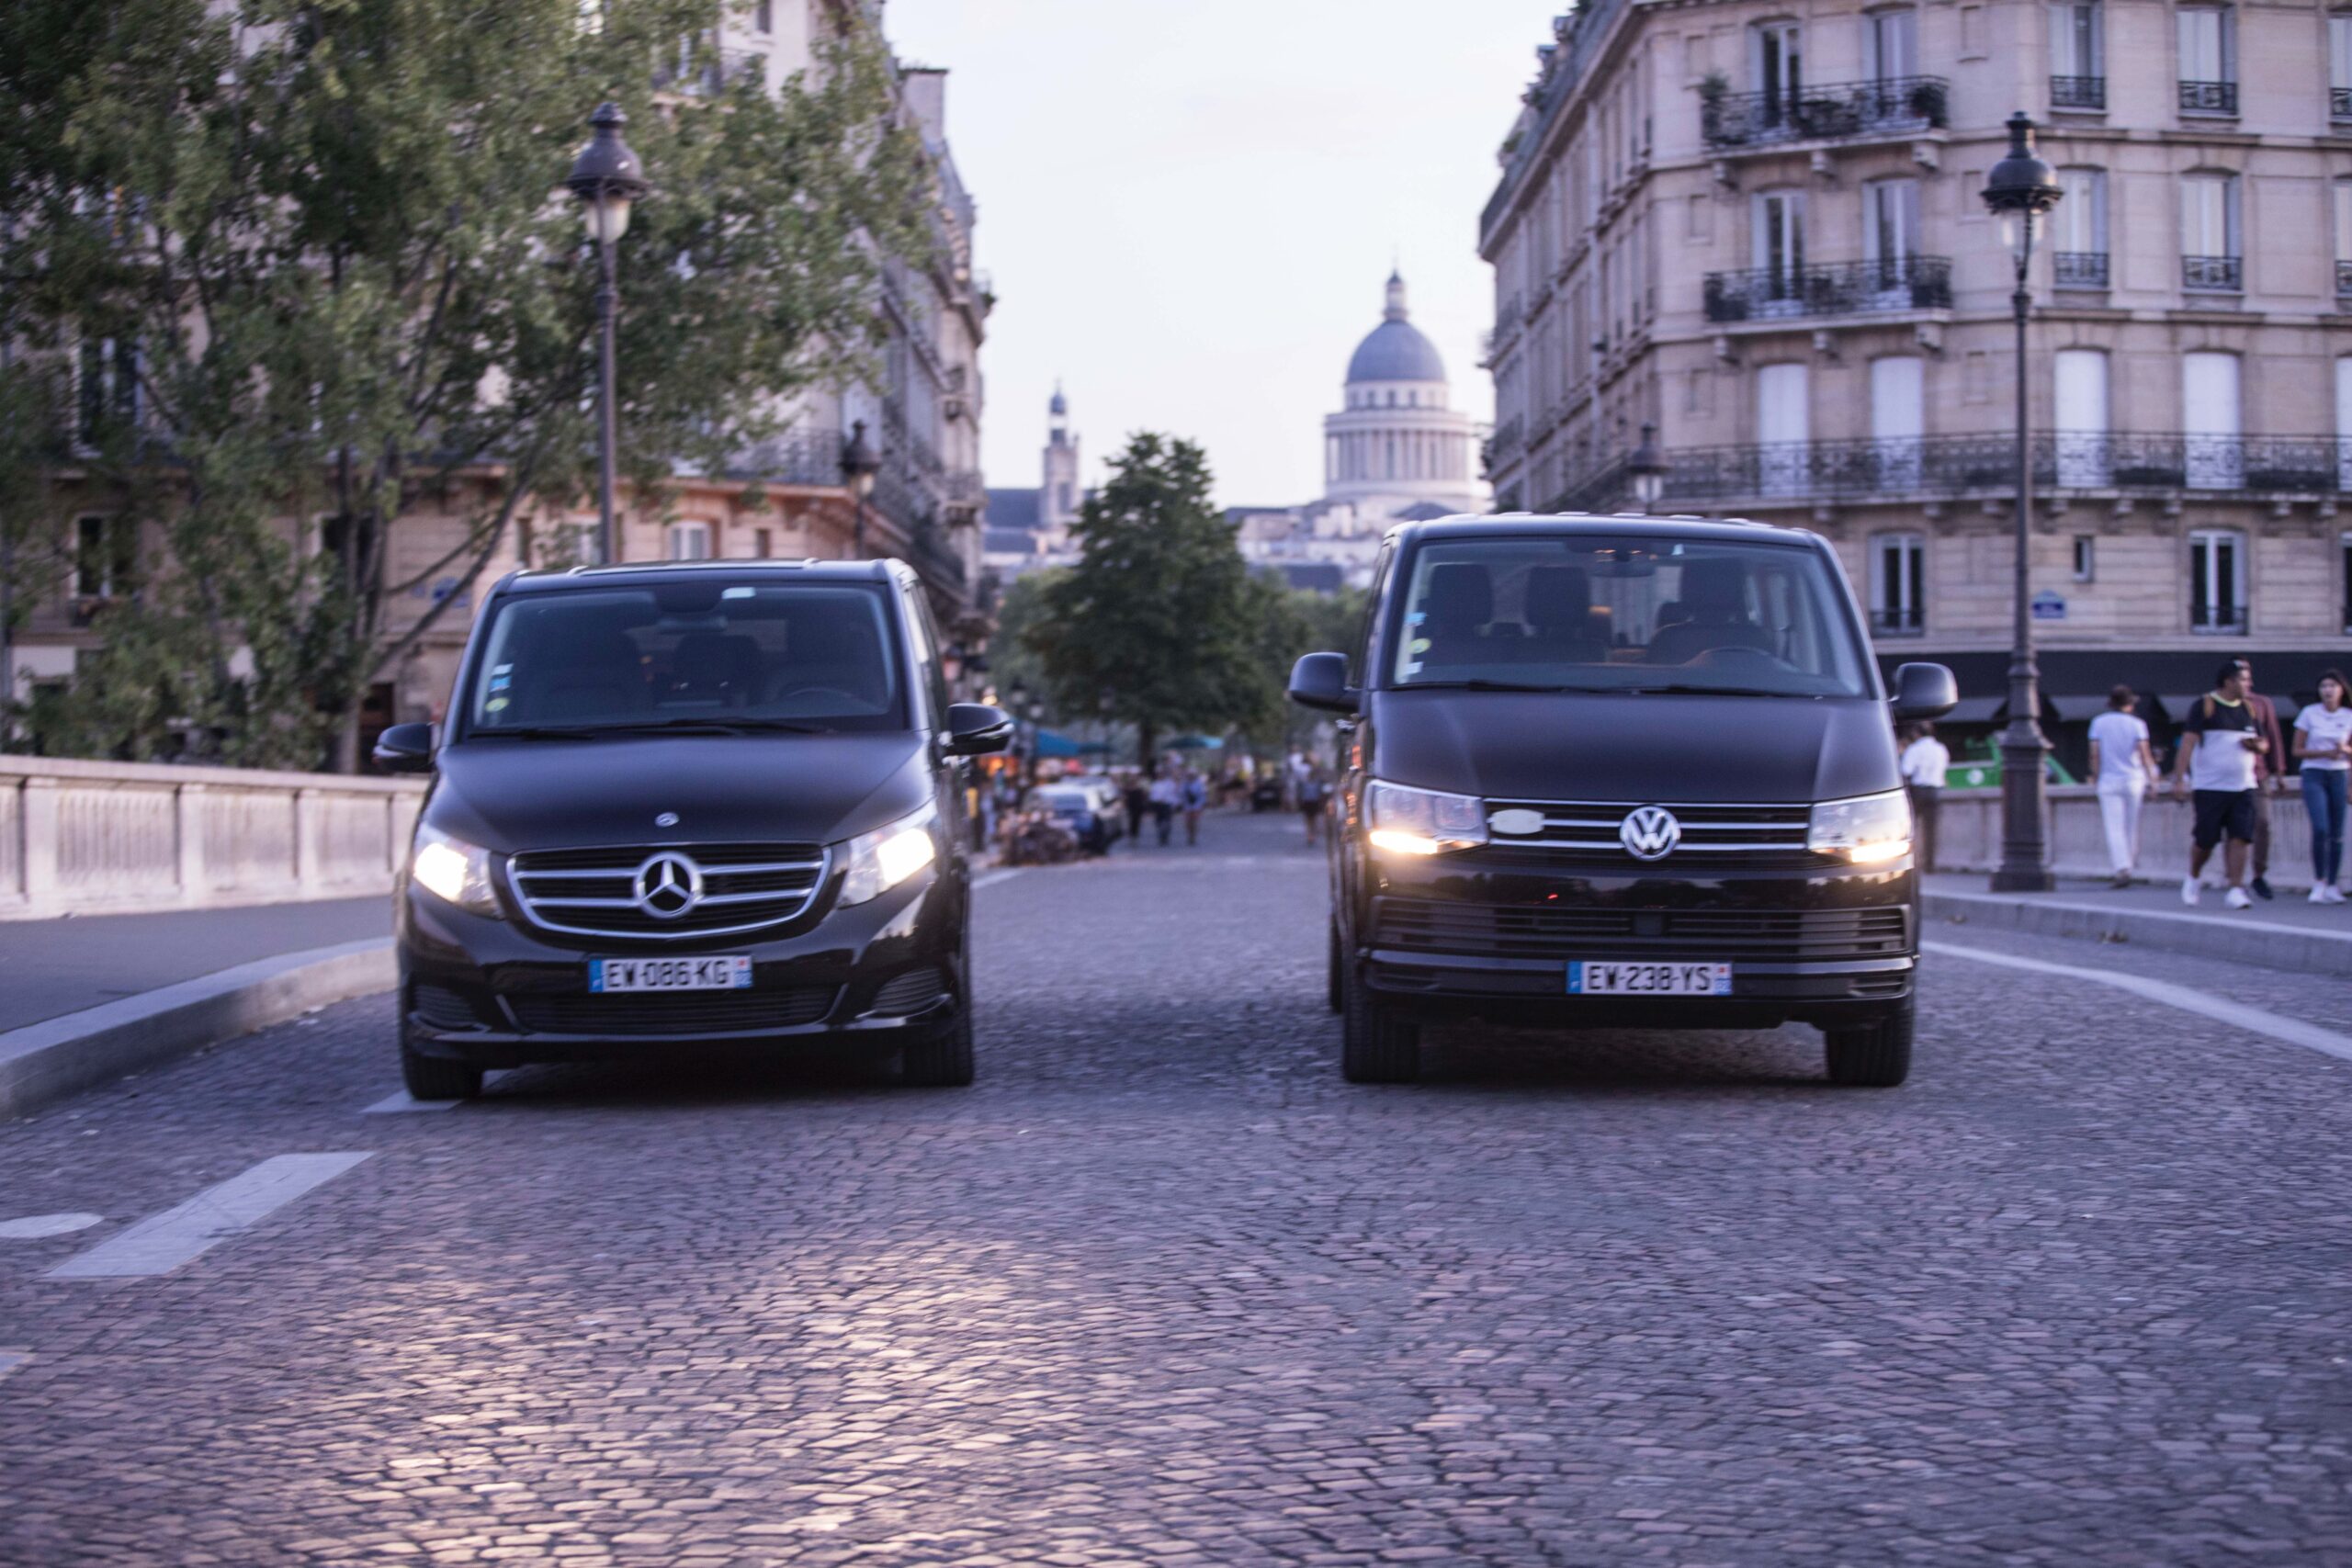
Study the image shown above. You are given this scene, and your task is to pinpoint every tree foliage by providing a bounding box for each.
[0,0,931,766]
[1024,434,1282,763]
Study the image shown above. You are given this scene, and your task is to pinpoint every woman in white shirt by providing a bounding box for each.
[2294,669,2352,903]
[2086,685,2161,887]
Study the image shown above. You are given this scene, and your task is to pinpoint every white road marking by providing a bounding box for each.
[969,869,1024,889]
[44,1153,374,1280]
[0,1213,104,1239]
[1926,940,2352,1066]
[0,1352,28,1382]
[361,1091,461,1114]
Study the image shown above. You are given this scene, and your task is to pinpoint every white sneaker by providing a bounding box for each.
[2181,877,2202,907]
[2224,886,2253,910]
[2327,886,2348,905]
[2312,885,2332,904]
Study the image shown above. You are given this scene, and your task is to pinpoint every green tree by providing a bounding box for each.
[1025,434,1279,766]
[1,0,930,767]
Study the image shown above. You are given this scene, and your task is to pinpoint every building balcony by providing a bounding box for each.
[2190,602,2249,636]
[1701,76,1948,152]
[2053,252,2109,289]
[2182,255,2242,294]
[730,429,852,488]
[1870,606,1924,638]
[2335,86,2352,121]
[2178,79,2237,116]
[2050,75,2106,111]
[2337,260,2352,300]
[1702,256,1951,324]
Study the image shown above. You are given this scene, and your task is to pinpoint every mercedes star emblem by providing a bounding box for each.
[632,852,704,919]
[1618,806,1681,862]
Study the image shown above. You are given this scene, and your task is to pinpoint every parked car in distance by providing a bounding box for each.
[1291,513,1956,1088]
[374,558,1011,1098]
[1062,773,1129,841]
[1023,784,1120,854]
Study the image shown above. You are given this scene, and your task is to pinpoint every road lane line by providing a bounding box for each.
[0,1213,104,1239]
[1926,940,2352,1066]
[970,869,1024,889]
[44,1153,374,1280]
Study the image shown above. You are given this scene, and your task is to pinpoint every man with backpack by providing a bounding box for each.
[2172,661,2271,909]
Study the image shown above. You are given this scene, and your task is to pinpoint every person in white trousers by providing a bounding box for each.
[2087,685,2161,888]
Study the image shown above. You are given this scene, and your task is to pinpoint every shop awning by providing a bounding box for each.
[2043,692,2112,720]
[1034,729,1111,758]
[1940,696,2005,724]
[2155,694,2209,723]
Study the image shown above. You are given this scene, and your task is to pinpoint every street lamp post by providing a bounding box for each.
[1627,423,1668,514]
[1980,112,2064,894]
[840,421,882,558]
[565,104,651,570]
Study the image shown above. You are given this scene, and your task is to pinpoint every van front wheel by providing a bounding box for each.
[1340,965,1419,1084]
[1823,998,1914,1088]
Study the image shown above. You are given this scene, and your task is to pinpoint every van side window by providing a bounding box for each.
[901,586,951,730]
[1354,545,1393,684]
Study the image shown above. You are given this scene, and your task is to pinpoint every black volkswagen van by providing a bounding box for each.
[374,559,1010,1098]
[1289,515,1956,1087]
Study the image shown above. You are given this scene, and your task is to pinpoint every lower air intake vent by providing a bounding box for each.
[504,987,836,1037]
[870,967,947,1016]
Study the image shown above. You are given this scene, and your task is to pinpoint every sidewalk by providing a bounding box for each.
[1923,873,2352,977]
[0,897,390,1033]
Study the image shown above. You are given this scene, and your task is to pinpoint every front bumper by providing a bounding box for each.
[1352,844,1916,1031]
[396,865,962,1066]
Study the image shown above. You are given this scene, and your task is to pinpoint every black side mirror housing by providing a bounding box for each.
[942,702,1014,757]
[1287,651,1355,715]
[1890,661,1959,723]
[372,721,436,774]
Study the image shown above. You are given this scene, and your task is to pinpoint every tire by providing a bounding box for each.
[399,1021,482,1100]
[1340,962,1420,1084]
[902,1003,975,1087]
[1824,997,1914,1088]
[1326,919,1345,1014]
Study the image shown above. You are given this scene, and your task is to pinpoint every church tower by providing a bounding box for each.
[1040,382,1081,551]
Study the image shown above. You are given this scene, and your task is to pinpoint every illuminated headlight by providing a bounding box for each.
[409,823,502,915]
[1807,790,1913,864]
[837,801,938,906]
[1365,780,1487,856]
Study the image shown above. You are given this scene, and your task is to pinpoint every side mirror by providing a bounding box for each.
[942,702,1014,757]
[1890,661,1959,723]
[1287,651,1355,715]
[372,721,436,774]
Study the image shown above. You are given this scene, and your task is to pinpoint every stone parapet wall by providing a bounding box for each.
[1934,784,2317,887]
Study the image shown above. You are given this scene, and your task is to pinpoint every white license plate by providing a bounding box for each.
[1568,961,1732,997]
[590,955,752,993]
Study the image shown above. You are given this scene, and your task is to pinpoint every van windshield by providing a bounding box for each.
[463,581,905,736]
[1385,536,1871,698]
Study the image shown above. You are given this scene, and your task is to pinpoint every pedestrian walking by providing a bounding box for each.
[2173,661,2269,909]
[1180,768,1207,846]
[2232,659,2290,900]
[1299,766,1329,844]
[1148,769,1180,846]
[2087,685,2161,887]
[1121,772,1148,843]
[2294,668,2352,904]
[1897,723,1949,872]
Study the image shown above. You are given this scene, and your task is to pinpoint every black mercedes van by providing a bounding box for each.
[373,558,1011,1098]
[1289,515,1957,1087]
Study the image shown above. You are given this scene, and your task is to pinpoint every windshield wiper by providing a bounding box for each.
[1623,683,1807,698]
[1402,679,1616,694]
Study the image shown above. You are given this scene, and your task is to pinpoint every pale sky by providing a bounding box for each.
[884,0,1552,508]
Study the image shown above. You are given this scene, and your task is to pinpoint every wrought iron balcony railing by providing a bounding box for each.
[2338,260,2352,298]
[2178,79,2237,115]
[2334,85,2352,119]
[1871,606,1924,637]
[2190,602,2248,635]
[2050,75,2107,110]
[1702,256,1951,322]
[2053,252,2109,289]
[729,429,848,488]
[2183,255,2242,292]
[1701,75,1949,149]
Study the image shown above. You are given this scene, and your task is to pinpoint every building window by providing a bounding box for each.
[2051,2,2105,108]
[2342,533,2352,634]
[75,335,138,446]
[668,521,714,560]
[2331,14,2352,120]
[2338,355,2352,491]
[2180,173,2241,292]
[74,515,136,601]
[2188,529,2246,633]
[1866,7,1917,81]
[1870,533,1925,635]
[2052,167,2108,288]
[1751,19,1803,130]
[2177,7,2237,115]
[754,0,773,31]
[1751,188,1806,312]
[2073,536,2096,581]
[752,527,773,558]
[2054,348,2111,486]
[2183,351,2244,489]
[2335,179,2352,301]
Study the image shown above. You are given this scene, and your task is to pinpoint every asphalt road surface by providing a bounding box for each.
[2,810,2348,1566]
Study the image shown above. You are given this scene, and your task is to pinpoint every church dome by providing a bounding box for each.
[1345,271,1446,385]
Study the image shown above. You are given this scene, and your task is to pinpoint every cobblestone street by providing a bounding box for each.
[3,810,2349,1566]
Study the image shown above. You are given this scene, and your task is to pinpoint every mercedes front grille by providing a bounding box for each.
[506,842,829,942]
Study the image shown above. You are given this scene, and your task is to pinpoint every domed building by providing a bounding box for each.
[1321,271,1485,518]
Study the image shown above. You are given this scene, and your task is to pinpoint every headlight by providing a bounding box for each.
[1808,790,1912,863]
[1364,780,1487,855]
[409,824,501,915]
[837,801,938,906]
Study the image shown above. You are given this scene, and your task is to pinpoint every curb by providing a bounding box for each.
[1923,889,2352,978]
[0,940,394,1120]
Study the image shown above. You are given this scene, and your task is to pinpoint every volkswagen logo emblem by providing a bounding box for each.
[653,811,680,829]
[1618,806,1681,862]
[632,852,704,919]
